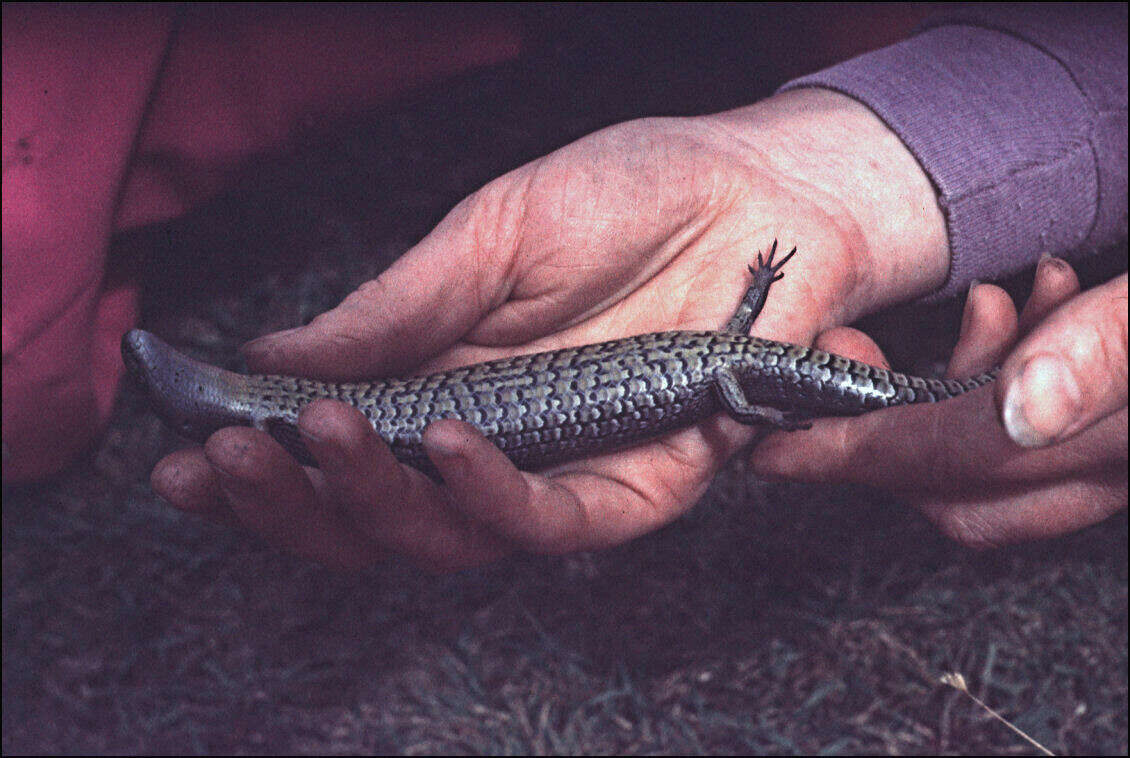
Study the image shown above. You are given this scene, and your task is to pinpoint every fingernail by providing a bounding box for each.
[1002,354,1083,447]
[959,280,981,341]
[298,424,323,445]
[423,430,471,478]
[1036,252,1068,275]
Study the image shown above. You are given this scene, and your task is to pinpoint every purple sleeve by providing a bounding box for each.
[778,4,1127,299]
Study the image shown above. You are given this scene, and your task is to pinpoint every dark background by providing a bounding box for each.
[4,5,1126,754]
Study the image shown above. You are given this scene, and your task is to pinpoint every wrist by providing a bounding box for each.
[707,88,950,313]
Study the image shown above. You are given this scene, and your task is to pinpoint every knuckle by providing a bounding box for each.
[1067,319,1126,379]
[1047,282,1130,389]
[931,508,1003,551]
[510,512,577,555]
[355,276,389,299]
[462,179,527,268]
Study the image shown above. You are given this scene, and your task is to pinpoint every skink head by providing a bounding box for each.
[121,329,252,442]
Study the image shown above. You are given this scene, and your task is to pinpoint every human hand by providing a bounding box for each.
[150,89,955,571]
[753,257,1128,548]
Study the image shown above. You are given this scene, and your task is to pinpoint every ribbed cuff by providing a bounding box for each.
[779,23,1108,300]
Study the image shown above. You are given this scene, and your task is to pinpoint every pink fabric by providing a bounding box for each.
[2,5,524,480]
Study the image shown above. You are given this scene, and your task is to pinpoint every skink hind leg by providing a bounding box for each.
[714,367,812,431]
[724,239,797,334]
[264,419,318,467]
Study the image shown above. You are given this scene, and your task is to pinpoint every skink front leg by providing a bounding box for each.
[724,239,797,335]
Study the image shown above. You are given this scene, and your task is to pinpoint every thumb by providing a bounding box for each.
[998,273,1128,448]
[241,191,513,380]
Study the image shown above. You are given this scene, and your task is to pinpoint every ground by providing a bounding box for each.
[4,7,1126,755]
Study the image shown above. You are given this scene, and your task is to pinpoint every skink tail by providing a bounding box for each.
[121,330,255,442]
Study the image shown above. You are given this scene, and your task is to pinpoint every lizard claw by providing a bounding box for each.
[748,240,797,281]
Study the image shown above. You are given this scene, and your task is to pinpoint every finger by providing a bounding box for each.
[998,273,1128,448]
[812,326,890,368]
[1018,255,1080,334]
[914,464,1126,549]
[203,426,374,571]
[752,390,1126,491]
[423,419,594,554]
[241,188,514,380]
[947,282,1017,378]
[151,447,241,527]
[423,419,681,554]
[753,391,993,489]
[296,400,510,571]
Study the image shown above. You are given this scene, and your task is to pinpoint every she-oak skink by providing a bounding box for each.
[122,243,996,474]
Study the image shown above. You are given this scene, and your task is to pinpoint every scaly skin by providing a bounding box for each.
[121,245,996,474]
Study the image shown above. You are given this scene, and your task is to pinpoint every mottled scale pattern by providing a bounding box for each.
[218,331,995,471]
[122,327,996,474]
[249,332,726,470]
[734,339,996,414]
[123,241,1001,475]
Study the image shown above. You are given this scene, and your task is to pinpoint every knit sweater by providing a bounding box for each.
[781,4,1128,298]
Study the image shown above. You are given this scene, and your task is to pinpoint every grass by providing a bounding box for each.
[5,454,1126,753]
[4,7,1127,755]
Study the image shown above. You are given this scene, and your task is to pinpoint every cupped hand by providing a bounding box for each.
[753,258,1128,548]
[150,89,952,570]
